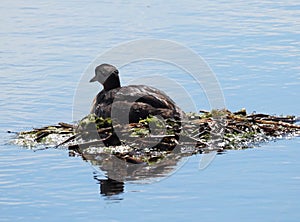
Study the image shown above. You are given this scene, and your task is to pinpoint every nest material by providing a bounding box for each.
[12,109,300,164]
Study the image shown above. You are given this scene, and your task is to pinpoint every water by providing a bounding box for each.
[1,0,300,221]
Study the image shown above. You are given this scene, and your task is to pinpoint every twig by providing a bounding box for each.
[255,119,300,129]
[68,134,113,150]
[54,134,79,148]
[35,131,51,142]
[58,122,75,129]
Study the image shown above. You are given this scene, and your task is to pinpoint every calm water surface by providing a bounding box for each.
[1,0,299,221]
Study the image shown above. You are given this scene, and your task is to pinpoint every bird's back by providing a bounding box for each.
[92,85,183,123]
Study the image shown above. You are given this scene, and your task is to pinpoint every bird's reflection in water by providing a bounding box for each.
[97,178,124,197]
[73,145,194,198]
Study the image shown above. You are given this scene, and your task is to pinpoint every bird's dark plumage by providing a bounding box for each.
[90,64,184,123]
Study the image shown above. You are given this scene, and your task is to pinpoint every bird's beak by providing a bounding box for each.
[89,76,97,82]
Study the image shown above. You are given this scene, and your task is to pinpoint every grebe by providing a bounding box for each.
[90,64,184,123]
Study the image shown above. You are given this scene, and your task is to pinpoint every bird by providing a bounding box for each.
[89,63,184,124]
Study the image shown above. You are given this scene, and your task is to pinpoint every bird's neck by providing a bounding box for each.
[103,75,121,91]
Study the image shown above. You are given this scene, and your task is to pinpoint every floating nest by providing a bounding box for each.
[11,109,300,165]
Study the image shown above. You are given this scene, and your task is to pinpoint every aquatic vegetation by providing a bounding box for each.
[11,109,300,164]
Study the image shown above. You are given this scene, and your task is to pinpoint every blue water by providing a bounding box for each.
[1,0,300,221]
